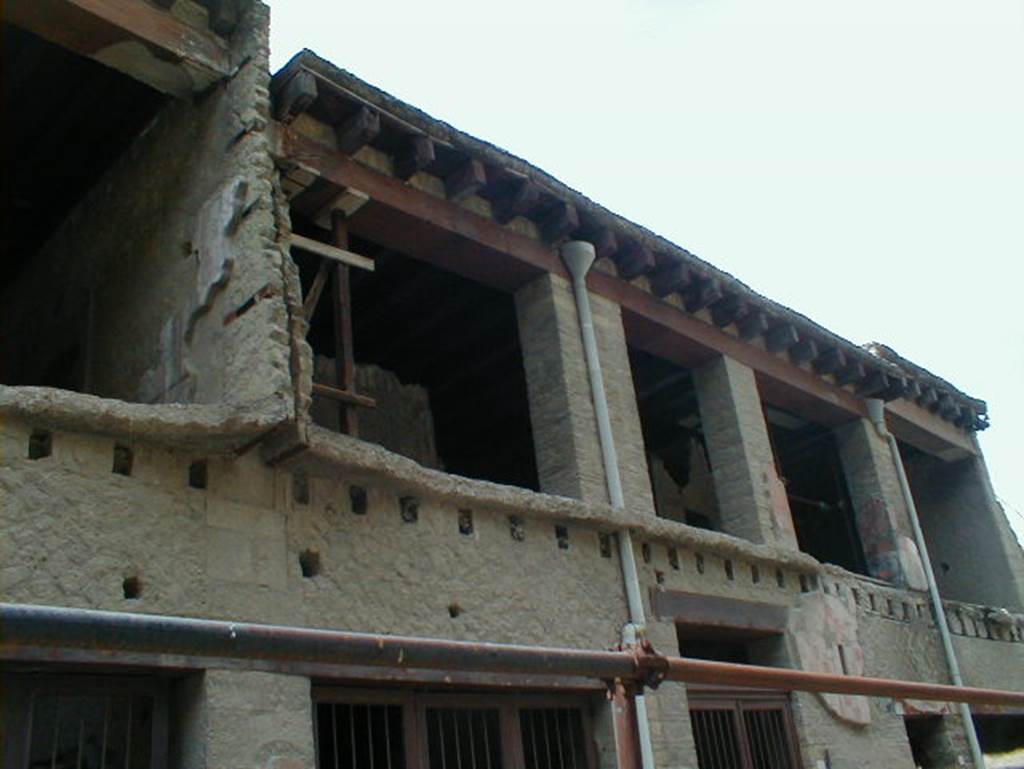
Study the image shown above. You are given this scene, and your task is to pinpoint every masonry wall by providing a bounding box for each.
[0,2,293,412]
[904,448,1024,611]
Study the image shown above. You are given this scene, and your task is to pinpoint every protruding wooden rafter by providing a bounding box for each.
[649,263,691,298]
[615,243,657,280]
[539,201,579,242]
[492,178,540,224]
[788,337,818,366]
[274,70,318,124]
[813,347,846,375]
[684,278,723,313]
[737,310,769,341]
[393,135,435,181]
[710,295,744,328]
[337,106,381,155]
[445,158,487,202]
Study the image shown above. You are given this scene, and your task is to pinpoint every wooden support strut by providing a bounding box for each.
[331,212,359,436]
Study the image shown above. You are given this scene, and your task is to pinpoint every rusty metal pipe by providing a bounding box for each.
[4,603,1024,708]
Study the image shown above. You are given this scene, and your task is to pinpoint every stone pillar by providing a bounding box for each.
[172,670,315,769]
[693,355,797,547]
[515,273,654,514]
[835,418,927,589]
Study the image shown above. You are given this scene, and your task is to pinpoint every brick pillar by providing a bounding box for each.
[835,418,927,589]
[643,620,699,769]
[515,273,654,514]
[693,355,797,547]
[172,670,315,769]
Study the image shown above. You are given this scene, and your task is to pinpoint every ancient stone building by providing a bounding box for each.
[2,2,1023,768]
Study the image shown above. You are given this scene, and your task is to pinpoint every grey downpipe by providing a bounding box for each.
[864,398,985,769]
[562,241,656,769]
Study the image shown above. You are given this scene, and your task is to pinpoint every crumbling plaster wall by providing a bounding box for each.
[0,1,295,416]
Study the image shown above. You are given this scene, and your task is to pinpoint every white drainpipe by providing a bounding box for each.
[864,398,986,769]
[561,241,657,769]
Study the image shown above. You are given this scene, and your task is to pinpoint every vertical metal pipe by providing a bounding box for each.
[864,398,986,769]
[560,241,656,769]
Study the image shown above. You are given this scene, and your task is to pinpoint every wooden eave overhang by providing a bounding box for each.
[269,50,988,452]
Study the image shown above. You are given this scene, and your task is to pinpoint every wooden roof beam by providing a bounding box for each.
[615,243,657,280]
[393,135,435,181]
[737,310,769,341]
[6,0,232,95]
[492,178,540,224]
[813,347,846,375]
[684,278,723,313]
[445,158,487,202]
[274,70,318,123]
[834,361,866,387]
[710,294,745,328]
[539,200,580,242]
[788,337,819,366]
[856,369,889,397]
[336,106,381,155]
[765,324,800,353]
[649,263,691,298]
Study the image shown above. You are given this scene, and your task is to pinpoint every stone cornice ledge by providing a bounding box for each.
[0,385,290,453]
[290,425,821,572]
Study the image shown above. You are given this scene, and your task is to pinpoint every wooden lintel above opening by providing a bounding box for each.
[5,0,232,95]
[272,122,977,456]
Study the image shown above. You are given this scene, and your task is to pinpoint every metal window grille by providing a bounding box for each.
[314,691,595,769]
[689,692,800,769]
[425,708,502,769]
[519,708,587,769]
[316,703,406,769]
[3,676,167,769]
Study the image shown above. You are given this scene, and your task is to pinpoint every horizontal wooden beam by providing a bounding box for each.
[312,383,377,409]
[273,122,972,455]
[6,0,232,95]
[289,233,375,271]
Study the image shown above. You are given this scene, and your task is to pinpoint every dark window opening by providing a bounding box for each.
[973,714,1024,767]
[629,348,719,529]
[765,407,867,575]
[904,715,959,769]
[1,24,166,392]
[291,218,538,491]
[314,690,596,769]
[677,626,787,668]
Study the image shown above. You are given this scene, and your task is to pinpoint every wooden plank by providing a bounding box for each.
[302,259,332,320]
[289,233,375,271]
[331,212,359,436]
[445,158,487,202]
[312,383,377,409]
[5,0,231,94]
[393,135,435,180]
[337,105,380,155]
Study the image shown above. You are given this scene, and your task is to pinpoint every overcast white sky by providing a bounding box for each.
[267,0,1024,545]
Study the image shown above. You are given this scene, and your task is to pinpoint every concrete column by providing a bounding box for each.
[836,418,927,589]
[693,355,797,547]
[171,670,315,769]
[515,273,654,514]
